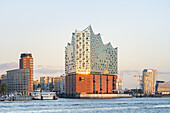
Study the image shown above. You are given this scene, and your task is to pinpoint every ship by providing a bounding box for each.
[30,92,58,100]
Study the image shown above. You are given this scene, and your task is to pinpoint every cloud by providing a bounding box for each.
[35,68,64,74]
[0,62,18,72]
[120,70,142,75]
[158,71,170,74]
[35,65,64,75]
[34,65,64,79]
[37,65,43,68]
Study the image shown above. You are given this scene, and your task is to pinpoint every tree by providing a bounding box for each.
[0,82,8,95]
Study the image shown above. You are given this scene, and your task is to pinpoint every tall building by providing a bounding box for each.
[7,68,30,94]
[65,25,118,95]
[53,75,66,94]
[142,69,157,95]
[40,76,54,91]
[20,53,33,92]
[5,53,33,95]
[53,77,61,93]
[59,74,66,94]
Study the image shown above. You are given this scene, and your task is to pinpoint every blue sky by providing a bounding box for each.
[0,0,170,88]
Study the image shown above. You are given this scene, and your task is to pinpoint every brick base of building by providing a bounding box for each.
[66,74,117,95]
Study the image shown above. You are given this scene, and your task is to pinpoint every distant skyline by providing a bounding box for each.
[0,0,170,89]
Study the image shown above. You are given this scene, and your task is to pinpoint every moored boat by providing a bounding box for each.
[30,92,58,100]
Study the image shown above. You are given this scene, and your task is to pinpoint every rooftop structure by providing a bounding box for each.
[20,53,32,58]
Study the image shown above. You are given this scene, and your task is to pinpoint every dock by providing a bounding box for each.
[0,95,32,101]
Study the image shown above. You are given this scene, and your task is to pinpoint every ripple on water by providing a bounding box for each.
[0,98,170,113]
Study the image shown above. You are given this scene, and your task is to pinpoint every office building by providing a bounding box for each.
[52,75,66,94]
[7,68,30,94]
[20,53,34,92]
[155,81,165,93]
[53,77,61,93]
[40,76,54,91]
[65,25,118,95]
[142,69,157,95]
[157,81,170,94]
[5,53,34,95]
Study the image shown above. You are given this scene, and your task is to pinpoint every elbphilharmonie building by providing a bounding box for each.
[65,25,118,95]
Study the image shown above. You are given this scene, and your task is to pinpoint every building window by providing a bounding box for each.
[79,77,84,81]
[82,33,85,37]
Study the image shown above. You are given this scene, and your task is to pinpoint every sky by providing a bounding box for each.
[0,0,170,89]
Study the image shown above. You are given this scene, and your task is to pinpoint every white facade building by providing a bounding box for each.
[65,25,118,75]
[142,69,157,95]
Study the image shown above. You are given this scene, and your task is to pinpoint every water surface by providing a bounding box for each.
[0,97,170,113]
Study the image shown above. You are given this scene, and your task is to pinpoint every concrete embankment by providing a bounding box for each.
[64,94,132,99]
[133,94,170,98]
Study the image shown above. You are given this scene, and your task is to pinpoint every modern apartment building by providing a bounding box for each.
[6,53,34,95]
[7,68,30,95]
[40,76,54,91]
[53,77,60,93]
[20,53,34,92]
[65,25,118,95]
[142,69,157,95]
[53,75,66,94]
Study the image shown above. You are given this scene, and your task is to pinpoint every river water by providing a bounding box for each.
[0,97,170,113]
